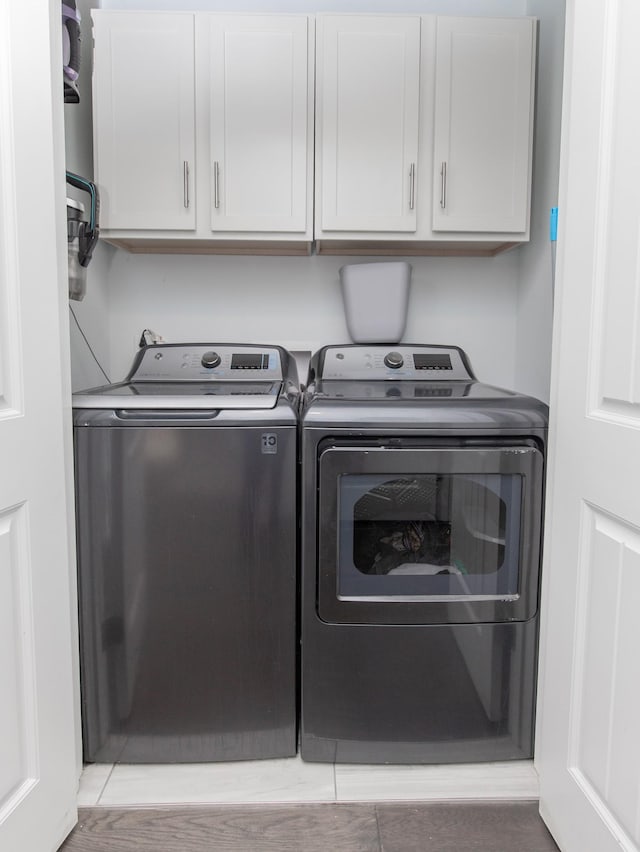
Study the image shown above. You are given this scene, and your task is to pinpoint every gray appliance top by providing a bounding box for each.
[316,345,474,382]
[310,380,514,402]
[303,345,549,431]
[73,343,296,410]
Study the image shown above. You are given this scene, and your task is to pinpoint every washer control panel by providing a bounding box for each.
[320,346,472,381]
[131,345,283,382]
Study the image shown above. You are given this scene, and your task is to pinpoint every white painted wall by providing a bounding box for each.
[64,0,114,389]
[66,0,562,400]
[514,0,565,401]
[107,249,521,384]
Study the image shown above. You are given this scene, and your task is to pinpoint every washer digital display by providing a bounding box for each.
[413,354,452,370]
[231,353,269,370]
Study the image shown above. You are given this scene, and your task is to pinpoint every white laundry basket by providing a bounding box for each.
[340,261,411,343]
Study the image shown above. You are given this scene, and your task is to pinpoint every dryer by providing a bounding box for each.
[300,344,548,764]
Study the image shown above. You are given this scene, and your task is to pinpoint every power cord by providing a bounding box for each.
[69,303,111,384]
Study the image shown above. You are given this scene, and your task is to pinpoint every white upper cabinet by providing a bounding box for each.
[314,14,536,252]
[92,11,313,250]
[91,12,536,255]
[203,16,310,233]
[316,15,421,233]
[431,17,535,234]
[92,12,196,231]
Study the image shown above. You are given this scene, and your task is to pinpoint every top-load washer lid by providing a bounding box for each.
[73,344,293,410]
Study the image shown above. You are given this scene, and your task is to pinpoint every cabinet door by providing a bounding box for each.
[318,15,420,232]
[432,17,535,234]
[92,12,195,230]
[205,16,310,233]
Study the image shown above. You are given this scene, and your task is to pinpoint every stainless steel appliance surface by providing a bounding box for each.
[73,343,299,764]
[300,344,548,764]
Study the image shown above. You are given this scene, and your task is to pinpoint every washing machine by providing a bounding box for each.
[73,343,298,763]
[300,344,548,764]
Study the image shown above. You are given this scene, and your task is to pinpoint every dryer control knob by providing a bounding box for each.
[384,351,404,369]
[201,351,221,369]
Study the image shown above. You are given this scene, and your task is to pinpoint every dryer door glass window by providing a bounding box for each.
[317,443,543,625]
[341,472,521,599]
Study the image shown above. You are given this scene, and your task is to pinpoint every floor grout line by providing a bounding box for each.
[374,802,384,852]
[95,763,115,806]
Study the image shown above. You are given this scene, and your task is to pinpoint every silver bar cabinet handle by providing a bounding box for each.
[440,161,447,209]
[183,161,189,209]
[214,161,220,210]
[409,163,416,210]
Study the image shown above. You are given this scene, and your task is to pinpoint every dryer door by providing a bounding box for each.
[317,440,543,625]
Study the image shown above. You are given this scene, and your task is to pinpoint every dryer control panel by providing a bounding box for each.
[319,345,473,381]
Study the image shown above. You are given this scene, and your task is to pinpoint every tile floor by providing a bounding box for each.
[78,757,539,807]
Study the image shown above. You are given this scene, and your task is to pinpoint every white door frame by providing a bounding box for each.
[536,1,640,850]
[0,0,80,849]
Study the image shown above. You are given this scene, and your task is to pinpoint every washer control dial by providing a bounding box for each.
[201,351,221,369]
[384,351,404,369]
